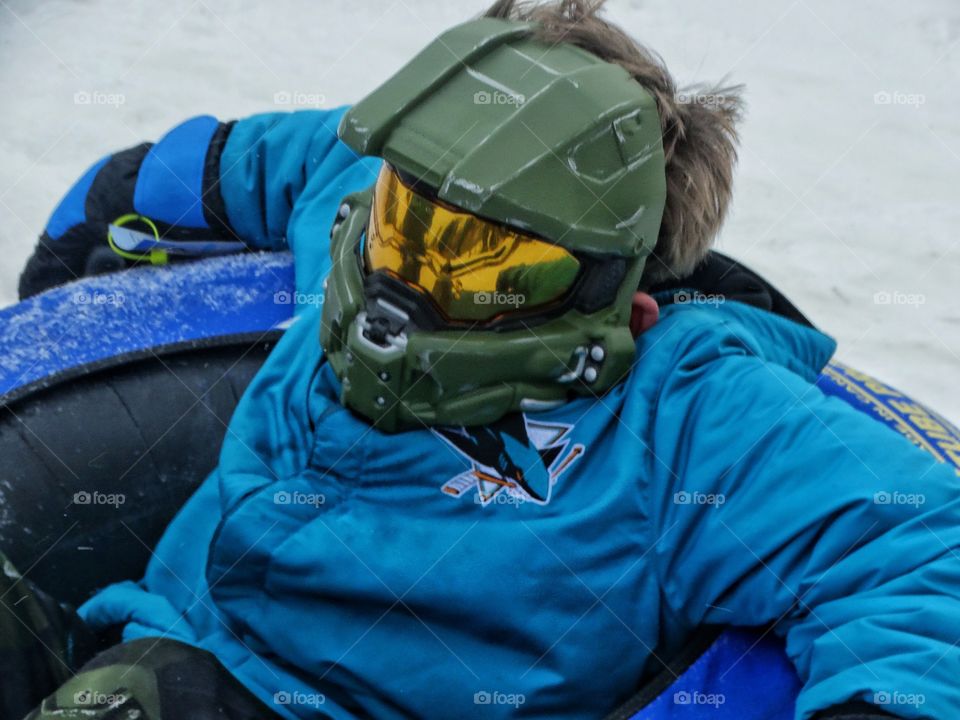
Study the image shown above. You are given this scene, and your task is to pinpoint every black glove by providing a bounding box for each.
[18,142,152,300]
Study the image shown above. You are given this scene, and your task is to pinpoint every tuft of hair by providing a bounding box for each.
[485,0,744,286]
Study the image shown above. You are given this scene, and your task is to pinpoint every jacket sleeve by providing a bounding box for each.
[650,323,960,720]
[20,108,366,299]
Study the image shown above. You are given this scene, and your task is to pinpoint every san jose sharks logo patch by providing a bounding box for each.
[433,413,585,507]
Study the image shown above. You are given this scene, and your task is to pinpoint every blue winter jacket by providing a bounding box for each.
[55,109,960,720]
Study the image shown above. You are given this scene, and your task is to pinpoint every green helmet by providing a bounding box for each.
[321,17,667,432]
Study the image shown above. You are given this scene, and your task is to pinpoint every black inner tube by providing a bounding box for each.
[0,339,277,606]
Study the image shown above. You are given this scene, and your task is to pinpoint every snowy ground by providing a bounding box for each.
[0,0,958,421]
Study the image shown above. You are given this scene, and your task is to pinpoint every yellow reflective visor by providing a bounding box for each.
[364,165,581,323]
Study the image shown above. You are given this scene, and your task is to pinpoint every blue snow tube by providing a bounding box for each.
[1,252,958,720]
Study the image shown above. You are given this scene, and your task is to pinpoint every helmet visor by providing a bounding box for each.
[365,165,581,323]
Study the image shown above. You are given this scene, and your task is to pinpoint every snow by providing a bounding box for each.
[0,0,958,421]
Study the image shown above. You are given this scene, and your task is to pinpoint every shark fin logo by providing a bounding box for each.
[433,414,584,507]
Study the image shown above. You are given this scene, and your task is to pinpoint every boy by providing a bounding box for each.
[6,1,960,718]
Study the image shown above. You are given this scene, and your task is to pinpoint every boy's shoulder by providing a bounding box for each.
[635,299,837,386]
